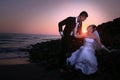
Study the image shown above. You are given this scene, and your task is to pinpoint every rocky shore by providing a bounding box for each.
[27,17,120,80]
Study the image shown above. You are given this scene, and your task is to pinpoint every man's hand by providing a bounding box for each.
[59,31,64,37]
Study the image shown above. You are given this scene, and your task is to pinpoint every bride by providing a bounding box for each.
[66,24,111,75]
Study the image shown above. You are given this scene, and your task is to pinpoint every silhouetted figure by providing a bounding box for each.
[67,24,111,75]
[58,11,88,71]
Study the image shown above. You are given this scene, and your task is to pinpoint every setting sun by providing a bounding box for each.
[82,28,87,33]
[82,25,87,33]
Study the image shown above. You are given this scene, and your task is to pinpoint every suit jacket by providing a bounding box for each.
[58,17,82,37]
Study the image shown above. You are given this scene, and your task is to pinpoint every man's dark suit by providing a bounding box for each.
[58,17,83,69]
[59,17,81,37]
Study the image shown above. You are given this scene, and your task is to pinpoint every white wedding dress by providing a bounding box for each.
[67,37,98,75]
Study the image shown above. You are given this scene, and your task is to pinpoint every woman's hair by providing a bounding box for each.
[87,24,97,33]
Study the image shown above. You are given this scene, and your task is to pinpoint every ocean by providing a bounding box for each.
[0,33,60,59]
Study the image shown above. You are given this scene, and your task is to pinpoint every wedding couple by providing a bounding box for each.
[58,11,111,75]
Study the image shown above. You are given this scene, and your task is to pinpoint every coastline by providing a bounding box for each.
[0,40,120,80]
[0,33,60,65]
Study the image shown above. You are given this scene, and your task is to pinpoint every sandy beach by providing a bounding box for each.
[0,58,119,80]
[0,58,61,80]
[0,57,30,65]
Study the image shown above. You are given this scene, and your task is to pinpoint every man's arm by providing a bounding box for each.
[58,17,70,36]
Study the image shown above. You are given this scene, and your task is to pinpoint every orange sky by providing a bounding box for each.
[0,0,120,35]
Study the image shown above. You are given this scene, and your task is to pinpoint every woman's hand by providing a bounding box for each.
[101,45,113,53]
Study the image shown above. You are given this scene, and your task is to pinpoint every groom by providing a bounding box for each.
[58,11,88,70]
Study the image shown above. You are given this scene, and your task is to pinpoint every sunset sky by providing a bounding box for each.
[0,0,120,35]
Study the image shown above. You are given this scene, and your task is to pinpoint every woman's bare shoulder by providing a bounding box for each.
[92,33,98,39]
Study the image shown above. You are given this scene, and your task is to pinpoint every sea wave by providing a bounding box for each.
[0,33,60,59]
